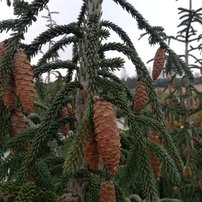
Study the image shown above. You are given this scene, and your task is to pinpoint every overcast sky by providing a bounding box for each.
[0,0,202,78]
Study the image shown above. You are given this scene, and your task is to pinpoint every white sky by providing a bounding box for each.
[0,0,202,78]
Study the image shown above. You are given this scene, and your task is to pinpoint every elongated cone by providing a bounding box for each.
[10,109,27,135]
[93,97,120,175]
[133,80,147,115]
[99,181,116,202]
[0,43,16,110]
[2,76,16,111]
[84,136,100,171]
[148,132,161,180]
[152,48,166,80]
[59,105,70,136]
[13,50,35,113]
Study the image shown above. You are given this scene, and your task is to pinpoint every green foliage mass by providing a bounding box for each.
[0,0,201,201]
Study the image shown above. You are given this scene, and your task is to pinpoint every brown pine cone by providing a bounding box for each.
[10,109,27,135]
[148,132,161,180]
[0,43,16,110]
[13,50,35,113]
[133,80,147,115]
[152,48,166,80]
[2,75,16,111]
[99,181,116,202]
[93,97,120,175]
[84,136,100,171]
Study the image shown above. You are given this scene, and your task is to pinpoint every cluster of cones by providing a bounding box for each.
[133,48,166,114]
[83,97,120,201]
[83,47,166,200]
[0,42,35,136]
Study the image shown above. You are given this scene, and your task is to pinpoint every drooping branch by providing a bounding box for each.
[25,23,82,57]
[37,36,78,66]
[33,60,77,77]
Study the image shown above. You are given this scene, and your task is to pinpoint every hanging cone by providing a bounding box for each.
[84,136,100,171]
[152,47,166,80]
[133,80,147,115]
[0,42,16,110]
[148,132,161,179]
[99,181,116,202]
[59,105,71,136]
[93,97,120,175]
[10,109,27,135]
[13,50,35,113]
[2,75,16,111]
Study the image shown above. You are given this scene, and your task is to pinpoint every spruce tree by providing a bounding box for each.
[0,0,198,201]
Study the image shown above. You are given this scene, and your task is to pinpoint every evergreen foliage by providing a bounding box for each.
[0,0,201,201]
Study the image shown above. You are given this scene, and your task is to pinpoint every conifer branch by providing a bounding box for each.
[33,160,53,187]
[0,101,11,148]
[77,0,86,27]
[0,19,19,33]
[135,140,159,201]
[37,36,78,66]
[0,153,26,181]
[113,0,167,47]
[25,23,82,57]
[148,142,181,186]
[99,57,125,71]
[101,20,135,49]
[33,60,77,77]
[24,82,80,165]
[0,182,20,192]
[15,182,37,202]
[62,125,84,177]
[97,70,133,100]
